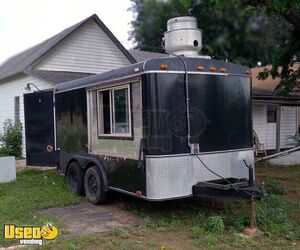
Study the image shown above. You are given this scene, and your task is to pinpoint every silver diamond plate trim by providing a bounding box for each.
[146,149,254,200]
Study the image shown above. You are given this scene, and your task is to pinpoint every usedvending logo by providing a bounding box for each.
[4,223,58,246]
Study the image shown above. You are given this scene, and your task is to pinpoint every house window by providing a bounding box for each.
[14,96,20,123]
[97,85,131,137]
[267,106,277,123]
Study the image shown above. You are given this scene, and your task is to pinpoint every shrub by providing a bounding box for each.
[0,119,22,157]
[264,177,287,195]
[205,215,225,233]
[255,194,297,239]
[192,225,204,239]
[0,147,6,157]
[204,232,218,246]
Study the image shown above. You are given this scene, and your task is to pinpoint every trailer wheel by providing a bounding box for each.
[66,161,84,195]
[84,165,107,204]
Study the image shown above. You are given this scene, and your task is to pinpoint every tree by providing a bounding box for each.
[240,0,300,95]
[129,0,187,53]
[129,0,291,67]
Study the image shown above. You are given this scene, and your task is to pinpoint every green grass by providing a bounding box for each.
[264,176,287,195]
[0,169,83,247]
[118,195,299,235]
[41,231,154,250]
[256,162,300,182]
[1,164,300,249]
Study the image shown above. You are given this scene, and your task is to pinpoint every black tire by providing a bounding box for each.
[66,161,85,195]
[84,165,107,204]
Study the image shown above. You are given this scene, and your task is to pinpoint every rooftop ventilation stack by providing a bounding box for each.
[163,16,202,57]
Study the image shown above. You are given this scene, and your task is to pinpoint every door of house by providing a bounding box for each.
[24,90,56,166]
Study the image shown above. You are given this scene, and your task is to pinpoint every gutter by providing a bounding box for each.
[253,96,300,101]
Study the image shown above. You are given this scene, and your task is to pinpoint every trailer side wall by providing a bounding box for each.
[55,88,88,171]
[87,80,146,194]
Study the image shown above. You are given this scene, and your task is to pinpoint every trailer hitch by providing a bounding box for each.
[242,159,254,187]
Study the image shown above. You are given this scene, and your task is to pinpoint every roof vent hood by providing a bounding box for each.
[163,16,202,57]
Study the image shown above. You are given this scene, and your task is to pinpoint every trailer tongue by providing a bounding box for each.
[192,157,266,200]
[193,180,266,200]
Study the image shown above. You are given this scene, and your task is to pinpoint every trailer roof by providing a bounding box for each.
[55,57,249,93]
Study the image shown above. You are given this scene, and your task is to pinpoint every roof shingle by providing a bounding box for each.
[129,50,166,62]
[26,70,94,84]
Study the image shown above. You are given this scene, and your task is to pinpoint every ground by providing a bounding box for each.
[268,150,300,166]
[36,202,141,236]
[256,161,300,202]
[0,162,299,250]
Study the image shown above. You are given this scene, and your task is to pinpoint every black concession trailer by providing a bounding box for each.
[41,57,263,204]
[24,16,265,204]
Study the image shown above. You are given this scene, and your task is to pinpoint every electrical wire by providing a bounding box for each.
[194,153,254,198]
[195,154,238,191]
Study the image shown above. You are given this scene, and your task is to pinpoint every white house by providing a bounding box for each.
[252,65,300,151]
[0,14,136,156]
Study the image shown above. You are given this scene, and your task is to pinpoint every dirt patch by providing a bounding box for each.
[36,202,142,236]
[15,159,27,172]
[16,159,56,172]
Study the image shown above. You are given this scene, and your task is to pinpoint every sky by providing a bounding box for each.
[0,0,134,64]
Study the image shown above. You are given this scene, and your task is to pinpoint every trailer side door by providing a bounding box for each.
[24,90,56,166]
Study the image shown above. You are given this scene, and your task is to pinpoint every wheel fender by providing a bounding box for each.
[67,155,109,192]
[86,159,109,192]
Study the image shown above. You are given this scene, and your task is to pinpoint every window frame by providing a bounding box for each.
[97,84,132,139]
[267,105,277,123]
[14,96,20,123]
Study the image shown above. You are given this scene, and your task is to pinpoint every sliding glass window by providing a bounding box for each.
[97,85,131,137]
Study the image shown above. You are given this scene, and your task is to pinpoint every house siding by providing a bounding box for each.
[280,106,297,148]
[35,20,131,73]
[0,74,53,157]
[253,104,297,150]
[253,104,268,148]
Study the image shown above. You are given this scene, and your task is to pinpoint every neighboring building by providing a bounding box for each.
[0,14,136,156]
[252,64,300,151]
